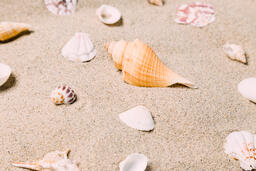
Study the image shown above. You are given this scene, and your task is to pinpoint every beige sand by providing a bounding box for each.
[0,0,256,170]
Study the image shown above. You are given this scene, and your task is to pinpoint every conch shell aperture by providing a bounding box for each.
[104,39,196,88]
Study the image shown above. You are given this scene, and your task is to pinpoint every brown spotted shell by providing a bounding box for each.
[51,85,77,105]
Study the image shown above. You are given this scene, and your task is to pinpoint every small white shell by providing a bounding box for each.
[223,43,246,64]
[44,0,77,15]
[51,85,77,105]
[0,63,11,87]
[62,32,96,62]
[119,106,155,131]
[238,78,256,103]
[96,5,121,25]
[224,131,256,170]
[119,153,148,171]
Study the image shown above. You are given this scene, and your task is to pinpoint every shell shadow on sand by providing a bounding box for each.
[105,17,123,27]
[0,30,33,43]
[0,73,16,91]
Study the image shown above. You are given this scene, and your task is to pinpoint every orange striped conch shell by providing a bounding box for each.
[147,0,164,6]
[104,39,196,88]
[0,22,31,41]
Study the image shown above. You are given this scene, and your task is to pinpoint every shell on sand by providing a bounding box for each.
[51,85,77,105]
[0,22,31,41]
[147,0,164,6]
[104,39,196,88]
[0,63,11,87]
[96,5,121,25]
[223,43,246,64]
[119,153,148,171]
[119,106,155,131]
[238,78,256,103]
[44,0,77,15]
[61,32,96,62]
[175,2,215,27]
[12,149,79,171]
[224,131,256,170]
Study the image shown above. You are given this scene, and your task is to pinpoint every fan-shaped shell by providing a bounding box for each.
[238,78,256,103]
[0,22,31,41]
[175,2,215,27]
[224,131,256,170]
[0,63,11,87]
[119,153,148,171]
[119,106,155,131]
[12,150,79,171]
[104,39,196,88]
[61,32,96,62]
[51,85,77,105]
[223,43,246,64]
[96,5,121,25]
[147,0,164,6]
[44,0,77,15]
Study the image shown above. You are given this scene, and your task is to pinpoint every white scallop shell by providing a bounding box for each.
[119,153,148,171]
[224,131,256,170]
[62,32,96,62]
[238,78,256,103]
[13,150,79,171]
[223,43,246,64]
[51,85,77,105]
[44,0,77,15]
[0,63,11,87]
[119,106,155,131]
[96,5,121,25]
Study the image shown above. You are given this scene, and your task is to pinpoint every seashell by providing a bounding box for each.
[119,106,154,131]
[12,149,79,171]
[0,22,31,41]
[175,2,215,27]
[96,5,121,25]
[51,85,77,105]
[224,131,256,170]
[147,0,164,6]
[238,78,256,103]
[0,63,11,87]
[61,32,96,62]
[104,39,196,88]
[44,0,77,15]
[120,153,148,171]
[223,43,246,64]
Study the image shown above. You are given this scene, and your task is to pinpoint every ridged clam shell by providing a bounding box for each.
[224,131,256,170]
[96,5,121,25]
[119,106,154,131]
[51,85,77,105]
[44,0,77,15]
[175,2,215,27]
[0,22,31,41]
[147,0,164,6]
[12,150,79,171]
[119,153,148,171]
[238,78,256,103]
[104,39,196,88]
[223,43,246,64]
[0,63,11,87]
[61,32,96,62]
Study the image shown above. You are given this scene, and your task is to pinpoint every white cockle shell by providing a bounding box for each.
[44,0,77,15]
[119,153,148,171]
[0,63,11,87]
[223,43,246,64]
[119,106,155,131]
[62,32,96,62]
[96,5,121,25]
[238,78,256,103]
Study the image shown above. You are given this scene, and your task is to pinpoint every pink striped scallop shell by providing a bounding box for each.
[51,85,77,105]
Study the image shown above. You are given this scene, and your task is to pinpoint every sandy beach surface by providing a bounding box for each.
[1,0,256,170]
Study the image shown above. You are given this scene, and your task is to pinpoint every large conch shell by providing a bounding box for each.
[0,22,31,41]
[12,149,79,171]
[104,39,196,88]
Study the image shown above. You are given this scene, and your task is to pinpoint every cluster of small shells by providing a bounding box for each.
[1,0,256,171]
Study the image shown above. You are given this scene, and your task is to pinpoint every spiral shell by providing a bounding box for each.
[51,85,77,105]
[104,39,196,88]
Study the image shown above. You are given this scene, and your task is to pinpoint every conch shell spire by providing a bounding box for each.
[105,39,197,88]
